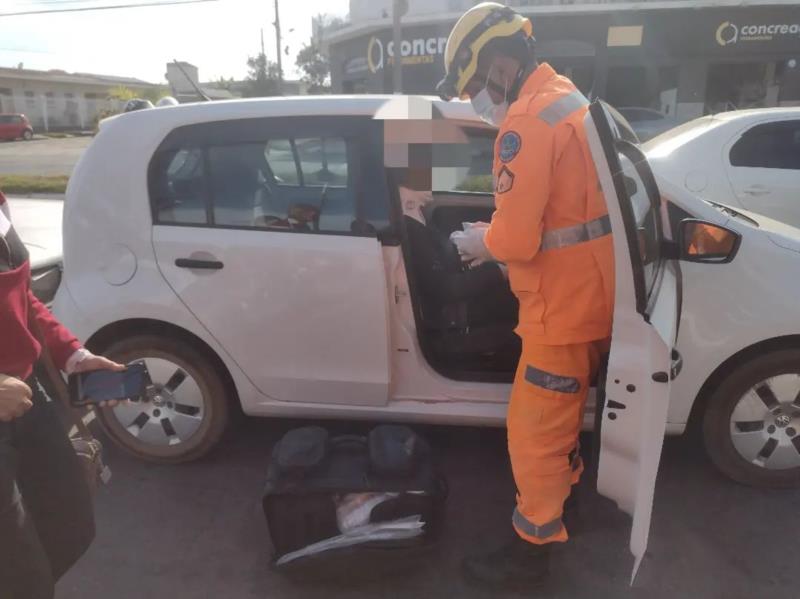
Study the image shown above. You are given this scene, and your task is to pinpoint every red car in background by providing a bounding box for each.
[0,113,34,141]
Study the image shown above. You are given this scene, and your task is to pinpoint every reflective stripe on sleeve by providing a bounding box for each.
[512,508,563,539]
[537,90,590,126]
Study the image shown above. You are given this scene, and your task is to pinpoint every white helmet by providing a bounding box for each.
[156,96,179,107]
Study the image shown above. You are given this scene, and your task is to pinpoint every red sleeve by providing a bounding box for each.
[28,289,82,371]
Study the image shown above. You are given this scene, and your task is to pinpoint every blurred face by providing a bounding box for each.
[463,53,521,102]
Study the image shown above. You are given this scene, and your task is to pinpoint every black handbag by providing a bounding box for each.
[263,424,447,574]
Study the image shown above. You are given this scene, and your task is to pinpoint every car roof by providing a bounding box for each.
[100,94,484,132]
[710,107,800,121]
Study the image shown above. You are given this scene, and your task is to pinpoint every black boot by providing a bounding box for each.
[461,534,550,590]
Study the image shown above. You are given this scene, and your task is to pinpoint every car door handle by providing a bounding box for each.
[175,258,224,270]
[743,185,770,196]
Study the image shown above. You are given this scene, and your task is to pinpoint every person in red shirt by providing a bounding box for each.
[0,188,125,599]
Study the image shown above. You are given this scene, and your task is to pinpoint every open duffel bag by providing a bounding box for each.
[263,424,447,574]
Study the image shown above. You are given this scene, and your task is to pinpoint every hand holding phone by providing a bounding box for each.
[68,361,151,407]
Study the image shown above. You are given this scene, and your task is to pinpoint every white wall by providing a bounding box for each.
[0,81,135,131]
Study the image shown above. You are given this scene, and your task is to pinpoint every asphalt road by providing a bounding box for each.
[57,418,799,599]
[0,136,91,176]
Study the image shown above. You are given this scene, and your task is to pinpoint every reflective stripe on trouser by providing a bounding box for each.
[508,338,610,545]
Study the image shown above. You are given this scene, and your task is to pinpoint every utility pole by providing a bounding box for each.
[260,28,266,59]
[392,0,408,94]
[273,0,283,83]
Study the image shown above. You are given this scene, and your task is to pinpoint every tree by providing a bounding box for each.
[244,52,281,97]
[108,85,169,104]
[107,85,137,101]
[295,42,330,94]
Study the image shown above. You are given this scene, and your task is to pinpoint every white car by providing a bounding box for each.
[645,107,800,227]
[55,96,800,577]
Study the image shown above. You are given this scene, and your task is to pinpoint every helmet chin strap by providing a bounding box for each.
[507,39,538,104]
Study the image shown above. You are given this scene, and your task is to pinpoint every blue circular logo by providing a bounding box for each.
[499,131,522,163]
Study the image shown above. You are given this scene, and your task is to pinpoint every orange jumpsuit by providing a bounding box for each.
[484,63,615,545]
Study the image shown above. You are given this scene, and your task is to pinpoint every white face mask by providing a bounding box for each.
[470,66,508,127]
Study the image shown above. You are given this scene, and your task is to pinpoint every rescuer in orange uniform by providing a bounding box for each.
[438,2,615,589]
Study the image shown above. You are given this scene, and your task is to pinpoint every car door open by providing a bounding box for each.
[585,102,681,583]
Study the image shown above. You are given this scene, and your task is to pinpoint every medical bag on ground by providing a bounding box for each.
[262,424,447,576]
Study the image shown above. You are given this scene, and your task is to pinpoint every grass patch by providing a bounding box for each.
[455,174,494,193]
[0,175,69,194]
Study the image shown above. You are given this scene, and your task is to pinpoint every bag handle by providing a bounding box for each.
[26,299,94,441]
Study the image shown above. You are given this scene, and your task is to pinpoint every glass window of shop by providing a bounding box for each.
[706,58,800,113]
[605,66,679,117]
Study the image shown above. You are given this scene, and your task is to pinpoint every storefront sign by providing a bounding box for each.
[716,19,800,47]
[367,35,449,73]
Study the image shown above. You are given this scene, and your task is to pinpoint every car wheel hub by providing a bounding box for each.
[109,357,205,447]
[729,374,800,470]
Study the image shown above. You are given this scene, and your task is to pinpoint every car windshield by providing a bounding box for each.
[643,115,718,154]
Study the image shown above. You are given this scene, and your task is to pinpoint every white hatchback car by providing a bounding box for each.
[645,108,800,227]
[55,96,800,505]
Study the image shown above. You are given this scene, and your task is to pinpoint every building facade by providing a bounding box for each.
[0,67,156,131]
[326,0,800,122]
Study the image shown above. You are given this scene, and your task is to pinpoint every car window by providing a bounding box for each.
[619,152,660,292]
[0,116,11,124]
[150,117,385,237]
[295,137,348,186]
[265,139,299,185]
[151,148,208,224]
[207,137,356,233]
[729,120,800,170]
[433,126,496,193]
[604,104,666,311]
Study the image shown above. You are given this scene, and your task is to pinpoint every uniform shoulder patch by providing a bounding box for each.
[495,165,515,194]
[498,130,522,163]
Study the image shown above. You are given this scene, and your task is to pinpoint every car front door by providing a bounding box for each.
[585,102,681,582]
[725,118,800,227]
[150,116,393,407]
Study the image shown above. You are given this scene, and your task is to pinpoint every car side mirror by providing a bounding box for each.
[678,219,740,264]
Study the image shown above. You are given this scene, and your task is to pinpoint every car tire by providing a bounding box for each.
[22,129,33,141]
[95,335,230,463]
[703,349,800,488]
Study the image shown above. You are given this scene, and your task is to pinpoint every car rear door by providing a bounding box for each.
[584,102,681,582]
[150,116,393,407]
[725,118,800,226]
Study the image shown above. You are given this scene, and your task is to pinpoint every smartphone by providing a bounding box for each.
[68,361,151,407]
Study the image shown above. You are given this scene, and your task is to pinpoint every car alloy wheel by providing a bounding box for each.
[22,129,33,141]
[704,349,800,488]
[110,356,205,448]
[729,374,800,470]
[97,335,230,463]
